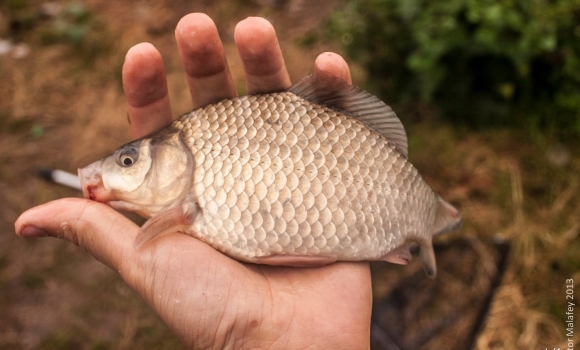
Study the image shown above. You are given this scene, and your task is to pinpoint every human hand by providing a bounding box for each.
[15,13,371,349]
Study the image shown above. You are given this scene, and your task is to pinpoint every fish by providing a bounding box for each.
[78,73,462,278]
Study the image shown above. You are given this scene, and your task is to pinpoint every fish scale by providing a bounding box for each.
[78,74,462,277]
[171,91,434,261]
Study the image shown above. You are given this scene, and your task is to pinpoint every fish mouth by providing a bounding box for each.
[78,160,116,203]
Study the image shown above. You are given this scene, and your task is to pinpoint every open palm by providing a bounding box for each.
[15,14,372,349]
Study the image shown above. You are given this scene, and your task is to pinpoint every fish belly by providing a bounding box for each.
[173,92,437,263]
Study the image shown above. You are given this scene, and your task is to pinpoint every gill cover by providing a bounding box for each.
[101,130,194,218]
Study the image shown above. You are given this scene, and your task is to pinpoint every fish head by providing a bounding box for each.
[78,131,193,218]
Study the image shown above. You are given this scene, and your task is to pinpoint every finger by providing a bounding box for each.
[175,13,237,108]
[314,52,352,84]
[234,17,291,93]
[13,198,243,319]
[122,43,174,139]
[14,198,138,272]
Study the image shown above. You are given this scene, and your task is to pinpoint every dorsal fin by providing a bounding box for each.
[287,73,408,157]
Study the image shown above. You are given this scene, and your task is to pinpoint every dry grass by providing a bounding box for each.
[409,125,580,349]
[368,123,579,349]
[0,0,578,349]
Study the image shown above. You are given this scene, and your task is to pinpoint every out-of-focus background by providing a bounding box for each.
[0,0,578,349]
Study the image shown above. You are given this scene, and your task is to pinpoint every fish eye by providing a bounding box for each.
[117,147,139,167]
[122,156,134,166]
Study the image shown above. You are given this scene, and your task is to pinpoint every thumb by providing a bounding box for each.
[14,198,139,271]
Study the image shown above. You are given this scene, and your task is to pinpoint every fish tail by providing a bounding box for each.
[433,195,462,236]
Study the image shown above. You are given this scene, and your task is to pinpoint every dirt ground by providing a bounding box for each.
[1,0,578,349]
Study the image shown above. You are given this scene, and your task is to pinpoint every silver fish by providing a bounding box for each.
[79,73,461,278]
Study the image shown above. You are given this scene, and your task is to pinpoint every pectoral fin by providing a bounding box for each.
[134,202,198,249]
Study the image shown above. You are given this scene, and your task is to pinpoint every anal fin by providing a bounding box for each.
[382,244,413,265]
[420,243,437,279]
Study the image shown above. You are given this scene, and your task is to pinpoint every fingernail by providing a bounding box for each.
[19,226,49,238]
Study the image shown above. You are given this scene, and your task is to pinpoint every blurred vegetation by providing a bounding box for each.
[0,0,110,65]
[328,0,580,139]
[327,2,580,345]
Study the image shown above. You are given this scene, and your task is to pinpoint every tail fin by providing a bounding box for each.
[433,196,462,236]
